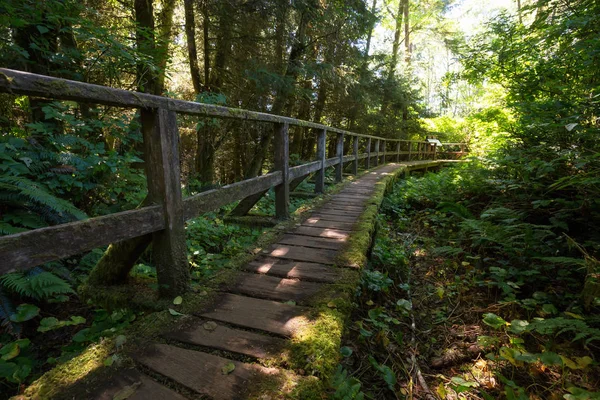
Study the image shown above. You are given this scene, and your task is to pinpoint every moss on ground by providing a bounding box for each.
[21,174,367,400]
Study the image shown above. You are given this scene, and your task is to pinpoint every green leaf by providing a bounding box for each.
[540,351,562,366]
[36,25,49,34]
[483,313,508,329]
[10,303,40,322]
[221,362,235,375]
[509,319,529,334]
[340,346,353,357]
[0,342,20,361]
[168,308,184,317]
[477,335,499,348]
[396,299,412,312]
[37,317,60,332]
[173,296,183,305]
[380,365,396,391]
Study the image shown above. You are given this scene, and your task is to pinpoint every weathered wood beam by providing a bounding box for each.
[0,68,398,142]
[183,172,282,220]
[0,206,163,275]
[353,136,359,175]
[365,137,371,169]
[142,108,189,296]
[274,123,290,219]
[315,129,326,194]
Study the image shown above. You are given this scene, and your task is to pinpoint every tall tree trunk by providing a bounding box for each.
[202,0,210,88]
[404,0,411,64]
[347,0,377,131]
[381,0,404,116]
[184,0,203,93]
[245,6,312,178]
[87,0,179,291]
[155,0,176,93]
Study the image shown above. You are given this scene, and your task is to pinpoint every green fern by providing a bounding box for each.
[0,269,75,301]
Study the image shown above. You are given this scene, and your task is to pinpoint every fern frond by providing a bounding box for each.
[0,271,74,301]
[0,176,87,221]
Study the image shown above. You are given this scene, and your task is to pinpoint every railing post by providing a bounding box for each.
[375,139,380,166]
[396,141,401,162]
[382,140,386,164]
[352,136,359,175]
[433,144,437,160]
[274,122,290,219]
[315,129,326,194]
[366,137,371,169]
[335,132,344,182]
[408,141,412,161]
[141,108,189,297]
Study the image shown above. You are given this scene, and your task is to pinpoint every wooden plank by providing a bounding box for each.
[293,226,351,239]
[244,257,342,283]
[228,272,325,304]
[274,122,290,219]
[78,369,188,400]
[308,214,360,223]
[335,132,344,183]
[164,319,286,359]
[314,208,363,217]
[315,129,326,194]
[366,137,371,169]
[289,160,321,181]
[302,218,355,231]
[142,109,189,296]
[267,244,339,264]
[134,343,277,400]
[325,157,341,168]
[279,233,347,250]
[352,136,359,175]
[0,206,163,275]
[183,171,282,220]
[199,293,308,337]
[0,68,379,140]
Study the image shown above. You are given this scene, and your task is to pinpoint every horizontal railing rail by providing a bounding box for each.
[0,68,467,294]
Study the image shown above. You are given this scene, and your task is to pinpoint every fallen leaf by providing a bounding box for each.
[168,308,184,317]
[173,296,183,305]
[222,362,236,375]
[203,321,218,331]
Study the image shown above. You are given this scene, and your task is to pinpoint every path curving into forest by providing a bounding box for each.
[61,161,446,400]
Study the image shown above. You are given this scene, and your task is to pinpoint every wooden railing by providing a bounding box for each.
[0,68,466,288]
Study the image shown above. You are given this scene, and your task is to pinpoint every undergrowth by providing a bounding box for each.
[333,162,600,399]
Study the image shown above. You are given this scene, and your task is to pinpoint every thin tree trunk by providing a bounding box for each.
[381,0,404,116]
[404,0,411,64]
[245,7,312,178]
[156,0,176,93]
[184,0,203,93]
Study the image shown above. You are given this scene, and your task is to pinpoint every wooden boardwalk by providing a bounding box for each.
[66,162,442,399]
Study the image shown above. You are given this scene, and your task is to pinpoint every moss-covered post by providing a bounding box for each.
[352,136,359,175]
[142,108,189,297]
[374,139,380,166]
[335,132,344,182]
[396,141,401,162]
[433,143,438,160]
[408,141,412,161]
[382,140,386,164]
[365,137,371,169]
[315,128,326,194]
[274,122,290,219]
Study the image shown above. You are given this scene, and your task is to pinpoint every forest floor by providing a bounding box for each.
[335,167,600,400]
